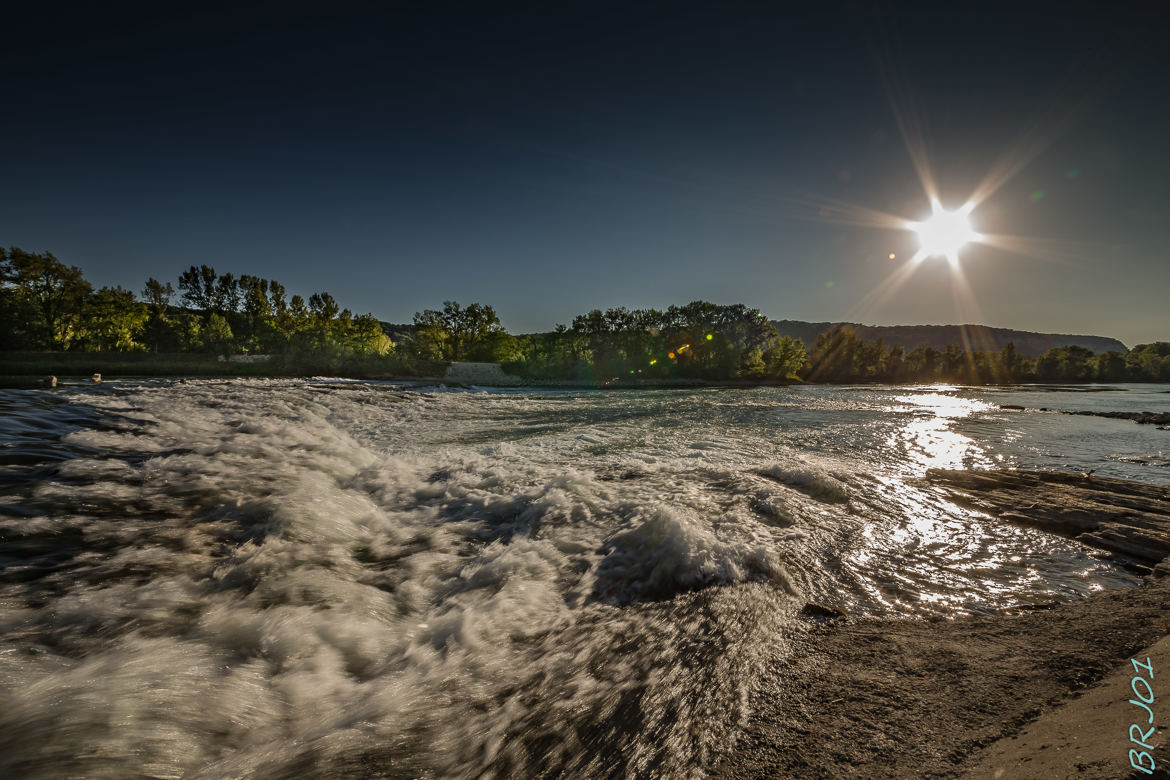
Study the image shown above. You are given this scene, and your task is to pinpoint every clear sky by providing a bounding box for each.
[2,2,1167,345]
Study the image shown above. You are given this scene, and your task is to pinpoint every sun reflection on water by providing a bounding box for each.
[826,390,1119,616]
[886,391,998,473]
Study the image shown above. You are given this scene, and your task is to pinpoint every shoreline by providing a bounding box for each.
[717,577,1170,779]
[5,372,1170,394]
[5,354,1170,391]
[717,470,1170,779]
[0,373,803,391]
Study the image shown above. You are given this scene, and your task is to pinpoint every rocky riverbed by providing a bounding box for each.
[719,469,1170,779]
[927,469,1170,576]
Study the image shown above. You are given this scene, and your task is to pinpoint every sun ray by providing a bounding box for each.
[945,265,996,369]
[793,57,1097,319]
[783,194,914,231]
[874,50,939,205]
[847,251,929,321]
[965,72,1112,209]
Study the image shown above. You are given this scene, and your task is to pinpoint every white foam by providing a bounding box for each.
[0,378,1145,778]
[593,506,795,602]
[760,462,851,503]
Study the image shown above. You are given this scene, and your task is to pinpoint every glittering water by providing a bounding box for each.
[0,380,1165,778]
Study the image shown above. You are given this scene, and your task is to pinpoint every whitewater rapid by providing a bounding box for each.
[0,380,1164,778]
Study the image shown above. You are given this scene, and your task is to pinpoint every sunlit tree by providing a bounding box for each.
[3,248,92,349]
[80,286,148,351]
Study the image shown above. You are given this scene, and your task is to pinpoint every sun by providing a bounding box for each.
[908,202,979,264]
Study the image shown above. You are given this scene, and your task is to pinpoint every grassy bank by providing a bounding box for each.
[1,352,806,389]
[0,351,448,381]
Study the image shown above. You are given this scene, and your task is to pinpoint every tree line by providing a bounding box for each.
[800,327,1170,383]
[502,301,807,382]
[2,246,1168,383]
[0,248,391,359]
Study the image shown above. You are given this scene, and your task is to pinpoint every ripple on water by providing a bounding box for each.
[0,380,1157,778]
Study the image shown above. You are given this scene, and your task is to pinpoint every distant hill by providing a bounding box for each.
[771,320,1127,358]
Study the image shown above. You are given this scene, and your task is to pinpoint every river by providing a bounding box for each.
[1,380,1167,777]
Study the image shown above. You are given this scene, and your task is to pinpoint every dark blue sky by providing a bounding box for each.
[3,2,1167,344]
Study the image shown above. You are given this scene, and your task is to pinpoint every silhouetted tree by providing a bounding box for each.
[3,248,92,349]
[178,265,217,315]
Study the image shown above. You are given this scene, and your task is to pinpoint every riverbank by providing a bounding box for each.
[0,352,447,385]
[717,579,1169,779]
[717,470,1170,779]
[0,352,796,388]
[0,373,805,391]
[7,353,1170,391]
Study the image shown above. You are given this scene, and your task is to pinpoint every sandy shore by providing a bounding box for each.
[716,471,1170,779]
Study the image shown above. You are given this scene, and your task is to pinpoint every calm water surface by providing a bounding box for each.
[0,380,1166,777]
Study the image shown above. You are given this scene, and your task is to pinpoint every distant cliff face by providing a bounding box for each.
[772,320,1128,358]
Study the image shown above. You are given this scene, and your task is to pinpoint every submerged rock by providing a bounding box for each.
[1066,409,1170,425]
[999,404,1170,426]
[801,602,848,620]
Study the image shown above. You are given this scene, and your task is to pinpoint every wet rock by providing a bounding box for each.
[1000,404,1170,427]
[801,602,849,620]
[927,469,1170,569]
[1067,410,1170,425]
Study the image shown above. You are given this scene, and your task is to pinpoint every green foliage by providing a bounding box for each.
[201,313,235,354]
[142,278,174,312]
[806,327,864,382]
[501,300,801,382]
[80,286,148,351]
[2,247,92,349]
[1096,350,1128,382]
[346,314,395,356]
[764,336,806,380]
[411,309,450,360]
[1,250,404,367]
[796,329,1168,385]
[1126,342,1170,381]
[408,301,505,361]
[1,245,1166,385]
[1035,345,1096,382]
[178,265,217,314]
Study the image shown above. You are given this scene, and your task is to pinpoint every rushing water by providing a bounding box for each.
[0,380,1167,778]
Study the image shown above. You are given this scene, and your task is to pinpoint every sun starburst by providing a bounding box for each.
[906,200,981,267]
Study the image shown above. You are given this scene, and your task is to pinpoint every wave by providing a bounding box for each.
[0,378,1149,778]
[759,462,850,503]
[0,380,806,778]
[592,507,796,603]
